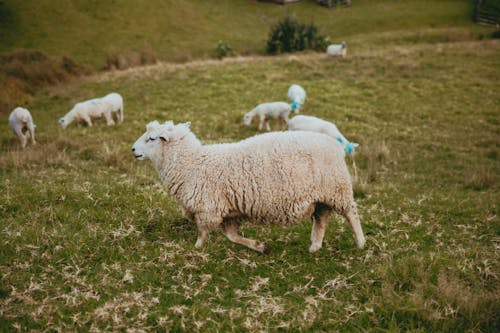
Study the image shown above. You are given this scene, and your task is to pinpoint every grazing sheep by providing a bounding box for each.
[9,107,36,148]
[132,120,365,253]
[326,41,347,58]
[243,102,293,131]
[288,115,359,156]
[287,84,306,112]
[58,92,123,129]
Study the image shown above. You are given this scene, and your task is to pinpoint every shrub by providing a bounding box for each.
[214,40,233,59]
[266,16,328,55]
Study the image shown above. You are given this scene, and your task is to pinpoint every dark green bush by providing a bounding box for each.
[266,16,328,55]
[214,40,233,59]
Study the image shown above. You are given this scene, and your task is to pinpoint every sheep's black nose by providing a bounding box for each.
[132,148,135,152]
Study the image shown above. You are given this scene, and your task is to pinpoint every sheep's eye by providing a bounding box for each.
[147,137,156,142]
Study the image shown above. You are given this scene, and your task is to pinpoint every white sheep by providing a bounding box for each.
[287,84,306,111]
[58,92,124,129]
[9,107,36,148]
[132,120,365,254]
[326,41,347,58]
[288,115,359,156]
[243,102,293,131]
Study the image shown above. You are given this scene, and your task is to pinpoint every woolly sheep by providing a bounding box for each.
[288,115,359,156]
[243,102,293,131]
[326,41,347,58]
[58,92,124,129]
[132,120,365,253]
[9,107,36,148]
[287,84,306,111]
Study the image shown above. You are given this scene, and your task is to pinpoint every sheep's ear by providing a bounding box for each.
[158,126,173,143]
[146,120,160,132]
[352,143,359,148]
[181,121,191,129]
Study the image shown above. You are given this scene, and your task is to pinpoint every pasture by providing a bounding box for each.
[1,1,499,332]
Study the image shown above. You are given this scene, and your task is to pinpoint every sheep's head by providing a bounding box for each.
[132,120,191,160]
[57,117,67,129]
[243,112,253,126]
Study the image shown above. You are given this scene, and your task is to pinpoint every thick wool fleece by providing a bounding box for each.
[149,126,355,232]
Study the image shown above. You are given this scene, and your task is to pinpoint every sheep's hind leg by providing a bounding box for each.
[309,203,332,253]
[222,221,270,254]
[343,203,365,249]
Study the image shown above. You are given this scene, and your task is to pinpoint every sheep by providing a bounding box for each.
[132,120,365,254]
[9,107,36,148]
[243,102,293,131]
[288,115,359,156]
[58,92,124,129]
[287,84,306,112]
[326,41,347,58]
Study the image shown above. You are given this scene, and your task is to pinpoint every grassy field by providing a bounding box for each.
[0,0,481,68]
[1,0,499,332]
[0,36,499,331]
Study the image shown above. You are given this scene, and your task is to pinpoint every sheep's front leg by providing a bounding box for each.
[104,112,115,126]
[258,115,265,131]
[222,221,270,254]
[309,204,332,253]
[194,214,221,249]
[82,115,93,127]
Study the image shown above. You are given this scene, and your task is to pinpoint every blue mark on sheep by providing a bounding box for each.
[346,142,355,155]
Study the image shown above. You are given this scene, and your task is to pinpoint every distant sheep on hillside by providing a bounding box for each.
[9,107,36,148]
[288,115,359,156]
[58,92,124,129]
[327,41,347,58]
[287,84,306,112]
[243,102,293,131]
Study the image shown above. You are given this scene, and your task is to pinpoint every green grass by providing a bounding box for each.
[0,36,499,330]
[1,0,499,331]
[0,0,486,68]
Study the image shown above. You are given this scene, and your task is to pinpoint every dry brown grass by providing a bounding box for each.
[0,50,91,115]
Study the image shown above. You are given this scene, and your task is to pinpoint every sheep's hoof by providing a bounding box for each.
[308,244,322,253]
[257,242,270,254]
[356,236,366,250]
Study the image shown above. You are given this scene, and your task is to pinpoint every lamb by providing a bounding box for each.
[243,102,293,131]
[288,115,359,156]
[326,41,347,58]
[58,92,124,129]
[132,120,365,254]
[287,84,306,112]
[9,107,36,148]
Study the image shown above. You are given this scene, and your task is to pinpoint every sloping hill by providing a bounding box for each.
[0,0,480,68]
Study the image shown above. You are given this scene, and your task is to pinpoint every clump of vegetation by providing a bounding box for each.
[0,50,90,114]
[104,45,158,70]
[214,40,234,59]
[266,16,328,55]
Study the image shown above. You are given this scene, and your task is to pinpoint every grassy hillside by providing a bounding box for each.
[0,36,499,331]
[0,0,481,68]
